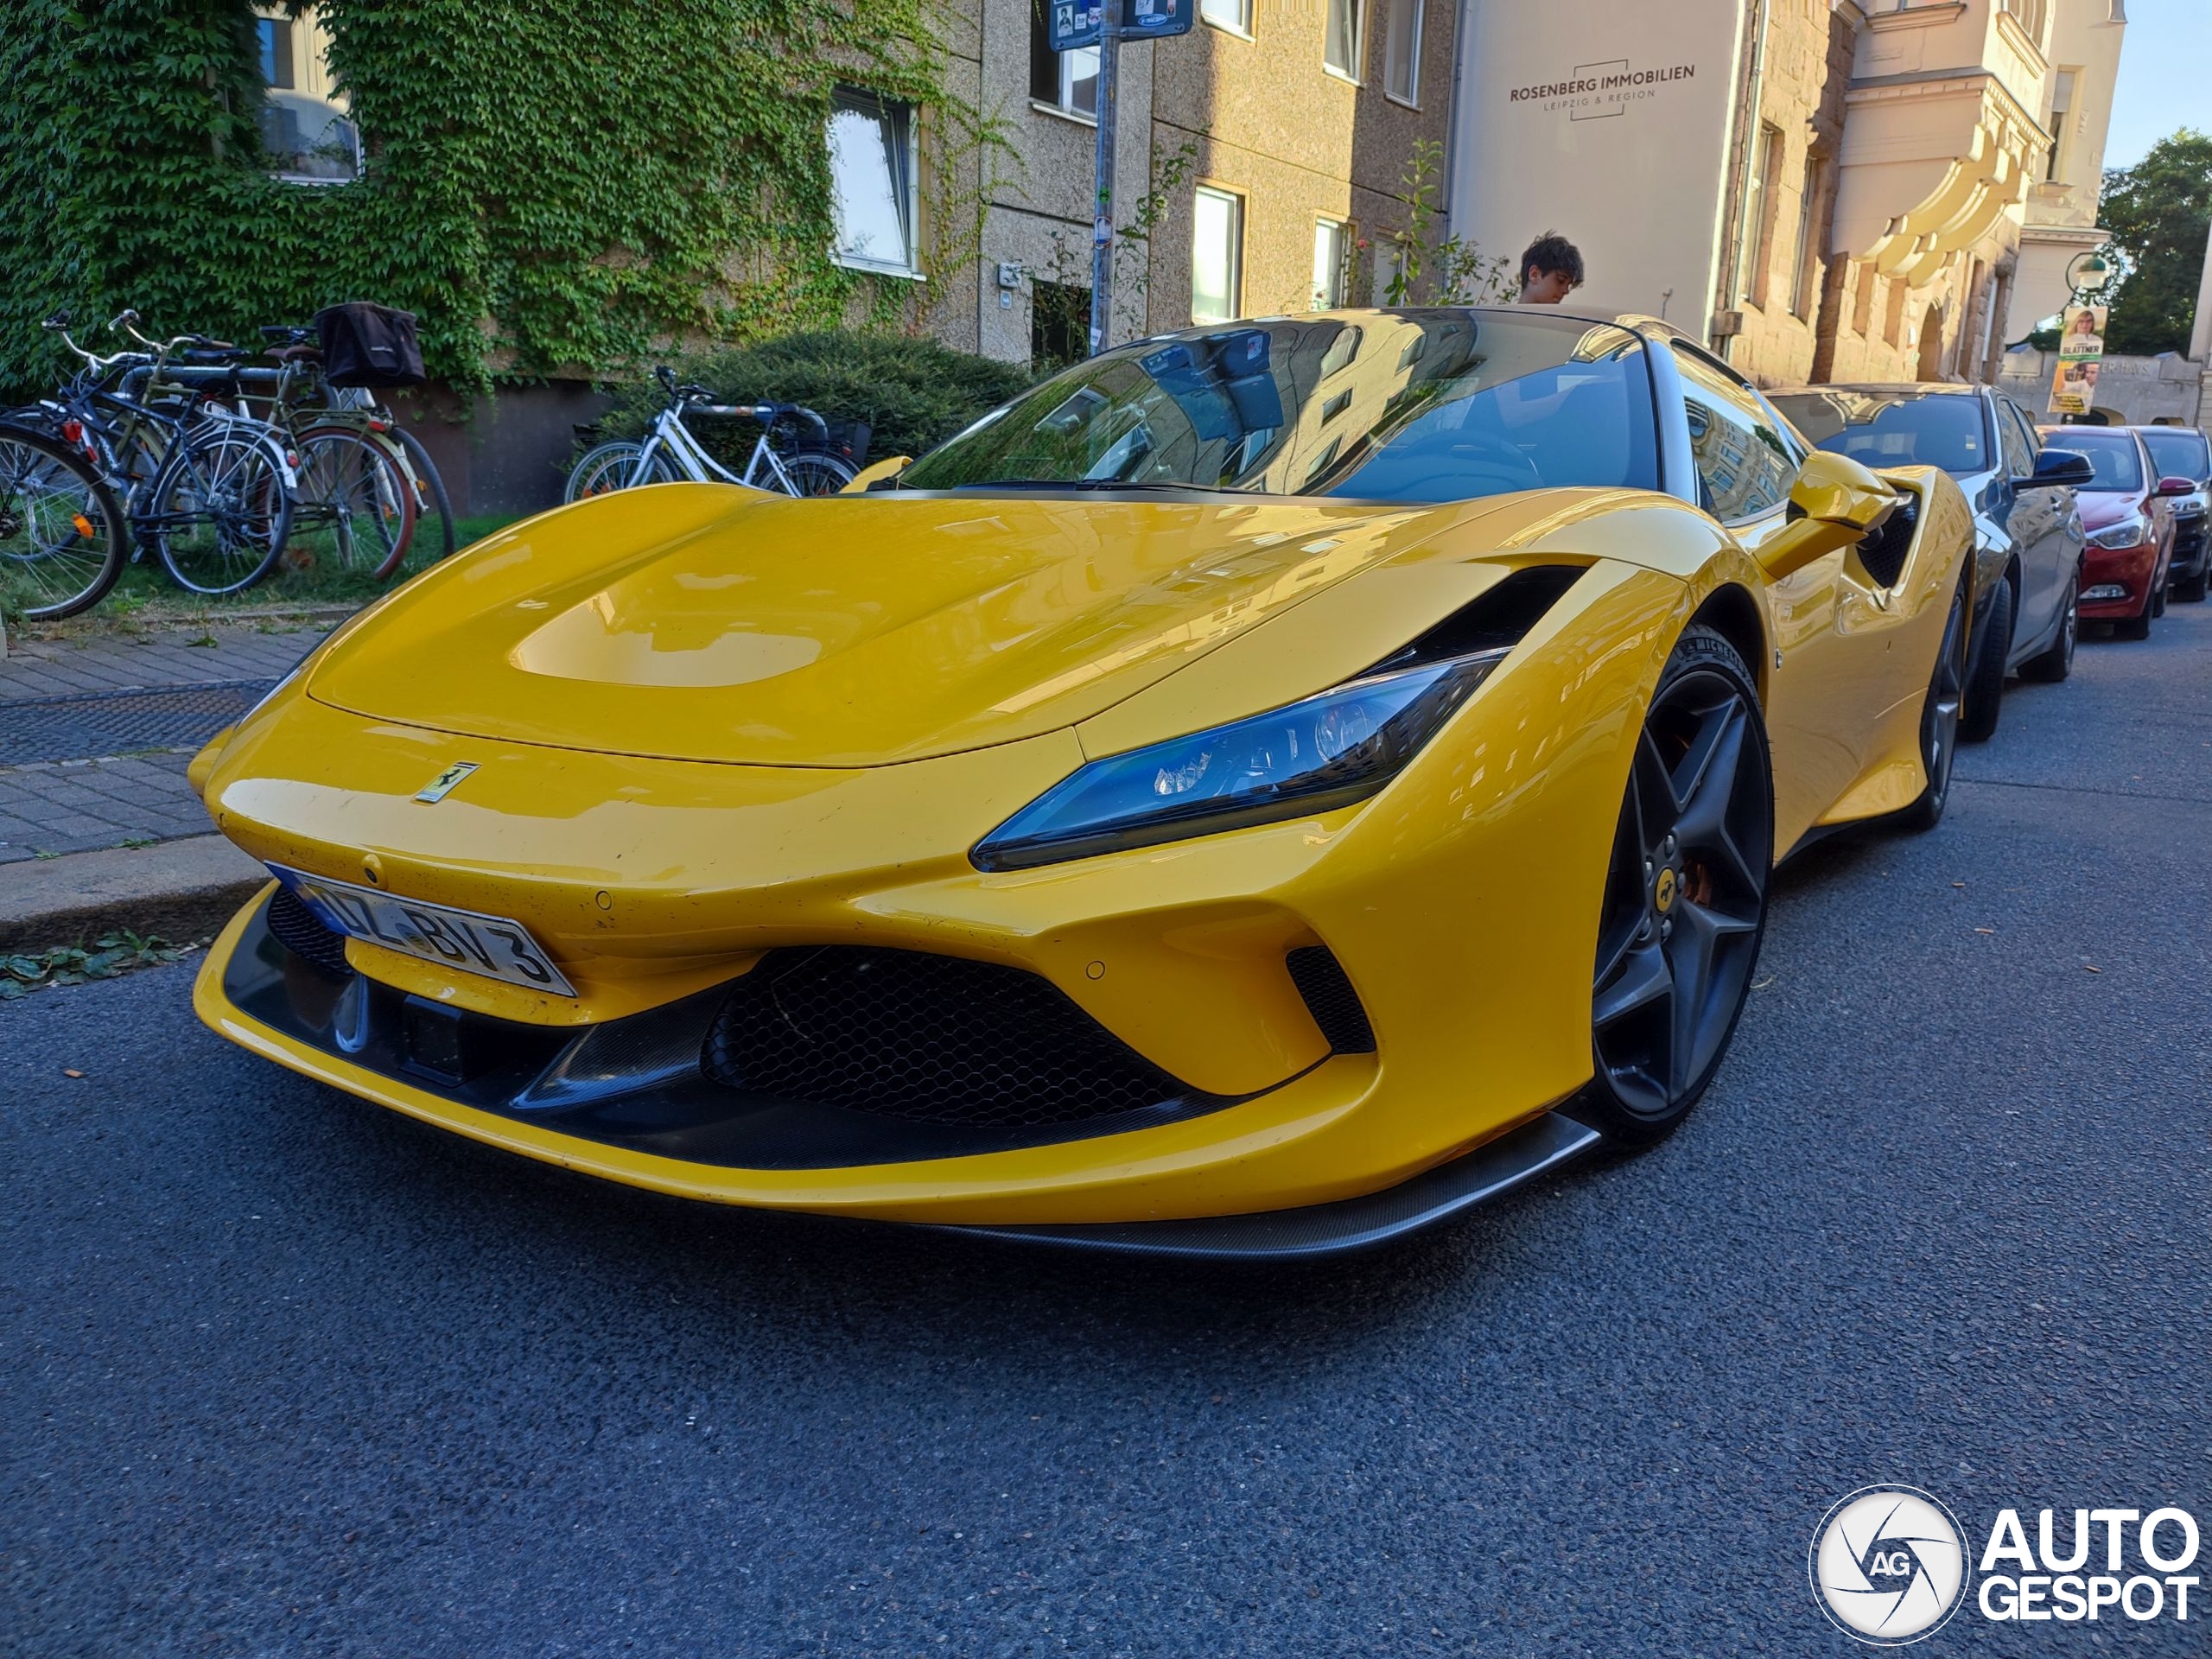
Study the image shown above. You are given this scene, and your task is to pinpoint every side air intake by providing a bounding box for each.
[1287,946,1376,1054]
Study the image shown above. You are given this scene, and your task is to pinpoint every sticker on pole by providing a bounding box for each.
[1048,0,1194,50]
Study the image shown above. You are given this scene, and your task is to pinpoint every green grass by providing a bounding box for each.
[6,513,519,635]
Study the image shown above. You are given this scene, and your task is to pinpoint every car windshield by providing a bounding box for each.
[2041,429,2142,492]
[1766,389,1987,476]
[898,309,1660,503]
[2140,426,2210,484]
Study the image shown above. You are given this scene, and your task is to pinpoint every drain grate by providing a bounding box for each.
[0,679,279,766]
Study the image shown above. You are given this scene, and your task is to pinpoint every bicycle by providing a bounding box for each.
[254,322,455,575]
[32,312,297,597]
[0,421,127,621]
[563,367,856,502]
[162,321,447,582]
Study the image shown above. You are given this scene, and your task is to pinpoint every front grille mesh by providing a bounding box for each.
[266,886,353,979]
[1287,945,1376,1053]
[700,948,1192,1128]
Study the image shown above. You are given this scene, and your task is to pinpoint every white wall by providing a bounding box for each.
[1448,0,1747,331]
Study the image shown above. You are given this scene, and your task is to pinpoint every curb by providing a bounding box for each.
[0,835,265,953]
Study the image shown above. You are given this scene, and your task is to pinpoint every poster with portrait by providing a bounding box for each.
[2051,354,2102,416]
[2057,303,2107,361]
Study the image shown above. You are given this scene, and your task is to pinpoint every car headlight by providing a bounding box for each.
[972,648,1509,871]
[2088,514,2150,550]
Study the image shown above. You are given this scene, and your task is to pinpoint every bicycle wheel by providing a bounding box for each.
[0,424,128,620]
[389,425,456,560]
[292,425,416,580]
[778,450,857,498]
[146,423,292,596]
[564,440,673,502]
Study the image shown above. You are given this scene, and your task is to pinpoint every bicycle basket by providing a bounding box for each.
[313,302,427,390]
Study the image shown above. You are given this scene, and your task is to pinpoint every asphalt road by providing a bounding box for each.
[5,607,2209,1657]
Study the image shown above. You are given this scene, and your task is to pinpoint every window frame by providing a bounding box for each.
[1382,0,1425,106]
[256,2,362,187]
[1738,124,1785,308]
[1323,0,1365,84]
[1030,8,1100,124]
[1200,0,1255,38]
[2044,67,2077,181]
[827,88,922,280]
[1312,218,1350,311]
[1191,184,1246,325]
[1789,152,1824,321]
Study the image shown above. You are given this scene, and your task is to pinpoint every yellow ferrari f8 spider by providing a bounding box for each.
[191,309,1974,1256]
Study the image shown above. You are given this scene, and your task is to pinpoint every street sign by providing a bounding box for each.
[1047,0,1193,52]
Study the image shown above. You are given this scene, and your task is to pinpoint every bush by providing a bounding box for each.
[597,332,1035,469]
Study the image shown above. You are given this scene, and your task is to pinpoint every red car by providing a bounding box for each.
[2040,425,2181,639]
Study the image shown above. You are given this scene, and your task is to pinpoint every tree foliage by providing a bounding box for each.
[0,0,955,398]
[2098,129,2212,357]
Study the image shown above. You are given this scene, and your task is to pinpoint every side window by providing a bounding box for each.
[1670,345,1799,523]
[1996,400,2037,480]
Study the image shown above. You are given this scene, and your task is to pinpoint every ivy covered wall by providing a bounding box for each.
[0,0,947,397]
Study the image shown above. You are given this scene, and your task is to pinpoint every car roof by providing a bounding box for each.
[1767,382,1986,397]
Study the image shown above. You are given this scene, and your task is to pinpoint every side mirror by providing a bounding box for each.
[2156,474,2196,498]
[1756,450,1899,582]
[2023,448,2095,490]
[842,454,912,493]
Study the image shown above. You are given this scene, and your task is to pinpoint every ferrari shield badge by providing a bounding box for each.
[415,760,480,804]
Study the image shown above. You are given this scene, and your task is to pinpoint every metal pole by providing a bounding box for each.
[1088,12,1120,356]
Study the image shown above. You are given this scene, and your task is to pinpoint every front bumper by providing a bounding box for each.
[2081,539,2160,617]
[189,557,1693,1229]
[2170,512,2207,581]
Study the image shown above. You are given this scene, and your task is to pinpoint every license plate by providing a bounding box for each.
[269,864,576,996]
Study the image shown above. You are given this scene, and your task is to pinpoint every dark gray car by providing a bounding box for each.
[2138,423,2210,601]
[1768,383,2088,741]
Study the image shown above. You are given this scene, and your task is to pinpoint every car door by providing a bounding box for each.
[1669,345,1908,849]
[1995,396,2073,653]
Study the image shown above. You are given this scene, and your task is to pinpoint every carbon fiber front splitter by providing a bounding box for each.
[938,1107,1604,1260]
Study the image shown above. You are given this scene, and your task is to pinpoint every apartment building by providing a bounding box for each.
[931,2,1459,366]
[1446,0,2125,391]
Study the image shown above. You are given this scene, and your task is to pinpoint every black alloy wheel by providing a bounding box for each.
[2020,575,2077,682]
[1900,581,1968,831]
[1581,626,1774,1146]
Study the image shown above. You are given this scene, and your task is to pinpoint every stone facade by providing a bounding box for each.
[929,3,1458,364]
[1722,0,2088,394]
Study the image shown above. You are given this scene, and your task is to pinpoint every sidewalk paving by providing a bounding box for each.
[1,622,329,864]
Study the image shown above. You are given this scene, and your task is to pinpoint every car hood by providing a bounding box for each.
[308,483,1484,767]
[2075,487,2149,530]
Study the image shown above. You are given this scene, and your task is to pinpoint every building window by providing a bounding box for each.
[1324,0,1363,80]
[1382,0,1424,104]
[2045,68,2076,180]
[1032,279,1091,372]
[257,3,359,184]
[1192,186,1243,324]
[828,90,918,276]
[1201,0,1253,33]
[1029,6,1099,118]
[1789,154,1823,320]
[1736,124,1783,307]
[1376,240,1409,304]
[1313,220,1349,310]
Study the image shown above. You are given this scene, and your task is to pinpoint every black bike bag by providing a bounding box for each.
[314,302,427,390]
